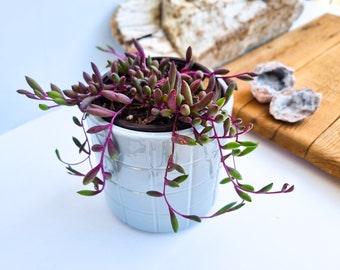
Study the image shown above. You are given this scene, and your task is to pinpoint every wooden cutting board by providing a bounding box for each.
[227,14,340,179]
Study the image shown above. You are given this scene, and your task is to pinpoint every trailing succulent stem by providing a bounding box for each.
[147,113,293,233]
[18,39,294,232]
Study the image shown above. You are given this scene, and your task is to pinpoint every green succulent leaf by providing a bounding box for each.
[53,97,68,105]
[172,134,197,146]
[169,208,179,233]
[173,174,188,184]
[168,163,186,174]
[55,149,62,161]
[257,183,274,193]
[165,180,180,188]
[201,126,213,134]
[181,80,193,106]
[39,104,49,111]
[231,149,241,156]
[47,90,63,99]
[25,76,45,95]
[77,190,101,196]
[222,142,241,150]
[223,118,231,136]
[238,141,258,156]
[72,116,82,127]
[239,141,258,147]
[220,177,232,184]
[229,202,245,212]
[239,184,255,192]
[33,89,44,99]
[65,165,84,176]
[162,81,171,94]
[72,137,87,154]
[72,137,82,149]
[146,191,164,197]
[50,83,63,95]
[216,97,226,108]
[184,215,201,223]
[213,202,237,216]
[239,147,257,156]
[195,134,212,145]
[228,167,242,180]
[229,126,237,137]
[236,188,252,202]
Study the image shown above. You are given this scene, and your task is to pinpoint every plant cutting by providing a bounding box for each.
[17,39,294,233]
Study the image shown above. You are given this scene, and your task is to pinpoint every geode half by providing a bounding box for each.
[250,61,295,103]
[269,88,322,123]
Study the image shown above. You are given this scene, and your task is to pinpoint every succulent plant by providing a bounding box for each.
[17,39,294,232]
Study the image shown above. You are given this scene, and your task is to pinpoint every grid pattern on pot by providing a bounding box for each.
[88,116,221,232]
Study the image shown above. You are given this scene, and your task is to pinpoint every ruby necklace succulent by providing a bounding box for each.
[17,39,294,232]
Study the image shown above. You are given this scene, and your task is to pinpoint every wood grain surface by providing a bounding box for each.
[227,14,340,179]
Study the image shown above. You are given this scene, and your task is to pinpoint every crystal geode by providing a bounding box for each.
[250,61,295,103]
[250,61,322,122]
[269,88,322,123]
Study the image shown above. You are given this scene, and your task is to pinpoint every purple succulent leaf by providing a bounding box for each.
[79,96,99,111]
[167,89,177,113]
[101,90,131,105]
[87,124,110,134]
[83,164,100,185]
[91,144,104,152]
[86,105,116,118]
[190,91,214,112]
[17,89,40,99]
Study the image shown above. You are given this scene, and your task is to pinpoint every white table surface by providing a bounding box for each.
[1,2,340,270]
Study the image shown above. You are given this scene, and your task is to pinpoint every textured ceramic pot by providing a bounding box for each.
[87,57,233,232]
[87,94,233,233]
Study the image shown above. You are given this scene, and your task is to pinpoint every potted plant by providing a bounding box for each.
[17,39,294,233]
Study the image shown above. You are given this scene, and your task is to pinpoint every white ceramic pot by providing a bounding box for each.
[87,95,233,233]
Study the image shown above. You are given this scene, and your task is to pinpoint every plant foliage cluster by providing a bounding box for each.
[17,39,294,232]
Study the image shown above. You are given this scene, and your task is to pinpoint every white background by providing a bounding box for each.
[0,0,124,134]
